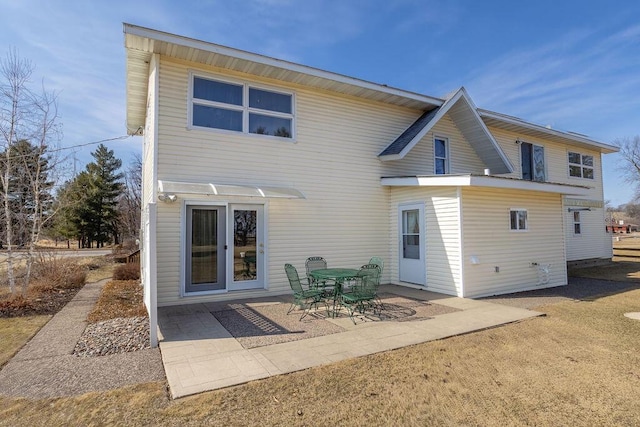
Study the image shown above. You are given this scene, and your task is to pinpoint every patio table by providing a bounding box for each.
[309,268,359,317]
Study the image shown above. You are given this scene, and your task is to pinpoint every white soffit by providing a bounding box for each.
[124,23,443,134]
[479,110,618,154]
[158,180,305,199]
[380,175,591,196]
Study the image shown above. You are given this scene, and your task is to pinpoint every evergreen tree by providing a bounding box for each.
[52,144,124,248]
[86,144,124,247]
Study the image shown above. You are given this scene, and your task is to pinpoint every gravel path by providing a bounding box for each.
[0,279,165,399]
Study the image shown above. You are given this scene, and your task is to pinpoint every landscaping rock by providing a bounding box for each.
[73,316,150,357]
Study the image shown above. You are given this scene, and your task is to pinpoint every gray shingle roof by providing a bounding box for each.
[378,107,440,157]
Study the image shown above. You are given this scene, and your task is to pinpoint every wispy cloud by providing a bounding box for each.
[461,23,640,140]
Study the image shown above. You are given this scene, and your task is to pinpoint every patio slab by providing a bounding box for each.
[158,285,543,399]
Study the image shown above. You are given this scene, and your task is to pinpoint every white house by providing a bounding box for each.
[123,24,617,346]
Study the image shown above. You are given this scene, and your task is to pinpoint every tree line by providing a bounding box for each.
[1,50,139,296]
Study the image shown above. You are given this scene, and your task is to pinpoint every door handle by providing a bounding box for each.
[259,250,264,254]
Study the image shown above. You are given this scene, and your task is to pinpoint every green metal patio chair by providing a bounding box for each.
[340,264,382,324]
[305,256,335,296]
[285,264,327,320]
[369,256,384,276]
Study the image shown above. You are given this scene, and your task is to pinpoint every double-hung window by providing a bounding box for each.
[434,137,449,175]
[521,142,545,182]
[568,152,594,179]
[573,211,581,234]
[510,209,528,231]
[191,74,294,139]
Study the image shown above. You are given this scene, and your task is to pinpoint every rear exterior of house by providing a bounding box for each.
[124,24,616,346]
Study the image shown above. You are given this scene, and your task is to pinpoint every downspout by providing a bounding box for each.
[457,186,465,297]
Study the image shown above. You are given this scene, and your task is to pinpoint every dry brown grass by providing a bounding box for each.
[0,315,51,368]
[1,286,639,426]
[570,260,640,282]
[86,280,146,323]
[113,263,141,281]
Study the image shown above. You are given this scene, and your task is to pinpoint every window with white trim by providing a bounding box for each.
[434,137,449,175]
[510,209,528,231]
[573,211,581,234]
[191,74,294,139]
[568,152,594,179]
[521,142,546,182]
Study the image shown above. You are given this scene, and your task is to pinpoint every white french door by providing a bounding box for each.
[399,203,426,285]
[227,204,265,291]
[186,205,226,293]
[184,203,265,294]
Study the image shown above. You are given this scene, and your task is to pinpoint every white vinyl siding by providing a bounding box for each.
[461,188,566,298]
[389,187,462,296]
[383,113,487,176]
[154,57,418,305]
[142,55,159,205]
[564,206,611,261]
[490,126,611,262]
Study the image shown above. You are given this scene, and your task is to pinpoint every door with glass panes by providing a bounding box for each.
[185,204,264,293]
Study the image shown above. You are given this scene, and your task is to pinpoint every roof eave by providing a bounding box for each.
[479,109,618,154]
[123,23,444,132]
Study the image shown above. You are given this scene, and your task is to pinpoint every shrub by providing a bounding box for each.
[113,263,141,281]
[31,256,87,291]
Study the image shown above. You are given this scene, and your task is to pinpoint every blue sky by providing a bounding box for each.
[0,0,638,206]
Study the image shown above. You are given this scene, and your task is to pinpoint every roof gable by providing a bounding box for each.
[379,88,514,174]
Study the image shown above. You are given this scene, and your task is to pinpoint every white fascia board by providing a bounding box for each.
[458,88,514,173]
[123,23,444,108]
[478,109,618,154]
[391,90,464,161]
[381,175,591,196]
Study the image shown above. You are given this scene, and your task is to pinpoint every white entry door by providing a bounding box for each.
[227,204,265,291]
[399,203,426,285]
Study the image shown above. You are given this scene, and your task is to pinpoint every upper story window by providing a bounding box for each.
[434,137,449,175]
[521,142,545,182]
[510,209,528,231]
[191,74,294,139]
[568,152,594,179]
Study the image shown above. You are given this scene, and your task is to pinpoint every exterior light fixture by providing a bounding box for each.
[158,193,178,203]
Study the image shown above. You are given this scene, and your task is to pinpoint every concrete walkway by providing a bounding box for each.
[0,279,165,399]
[159,285,543,399]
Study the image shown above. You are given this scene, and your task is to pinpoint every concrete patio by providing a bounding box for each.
[158,285,543,399]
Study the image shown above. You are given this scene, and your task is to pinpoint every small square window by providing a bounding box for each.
[568,151,594,179]
[510,209,528,231]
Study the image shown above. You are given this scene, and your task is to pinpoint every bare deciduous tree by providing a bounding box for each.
[117,153,141,245]
[0,49,60,296]
[615,135,640,200]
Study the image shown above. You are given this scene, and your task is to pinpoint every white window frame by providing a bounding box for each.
[568,151,594,179]
[509,208,528,232]
[520,141,546,182]
[434,136,449,175]
[573,211,582,235]
[188,71,296,140]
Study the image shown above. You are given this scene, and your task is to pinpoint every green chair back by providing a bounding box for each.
[285,264,304,294]
[369,257,384,275]
[305,256,327,277]
[357,264,381,295]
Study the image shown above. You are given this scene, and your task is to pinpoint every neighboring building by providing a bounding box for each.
[123,24,617,346]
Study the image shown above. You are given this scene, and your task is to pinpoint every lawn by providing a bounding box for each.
[1,279,639,425]
[0,315,51,368]
[0,254,115,367]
